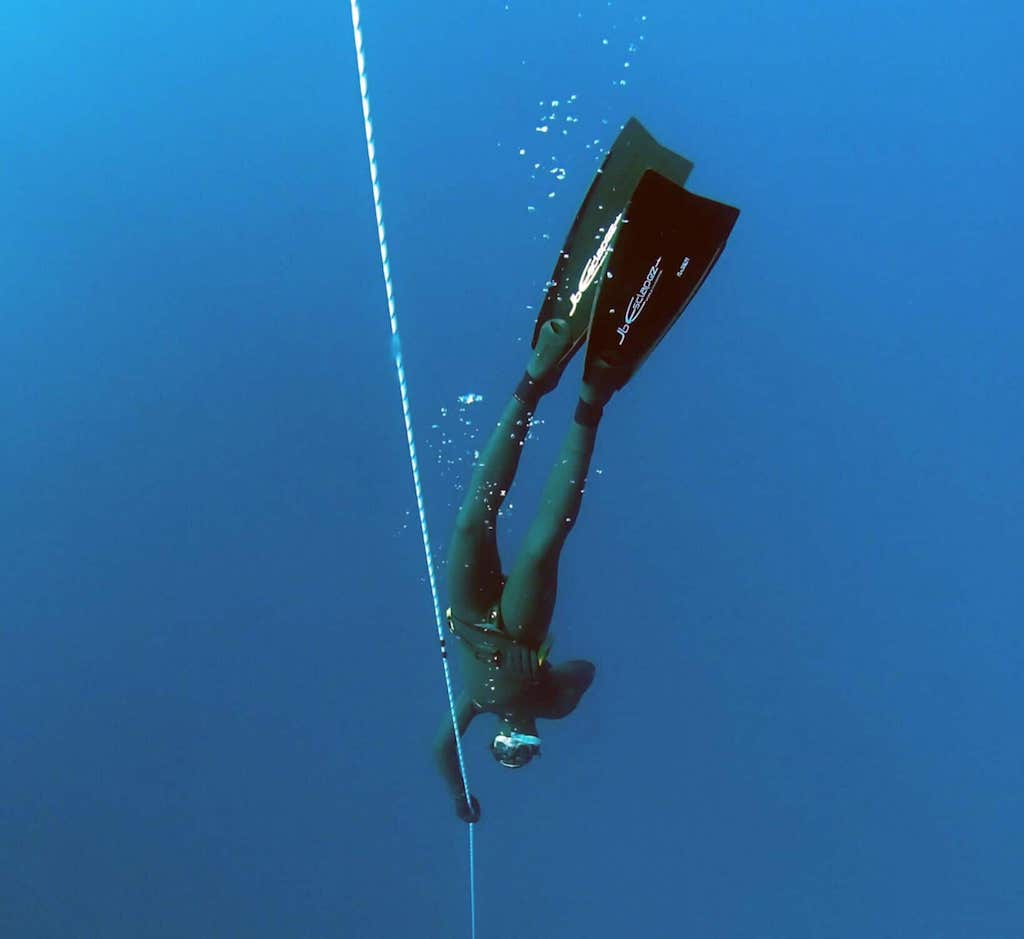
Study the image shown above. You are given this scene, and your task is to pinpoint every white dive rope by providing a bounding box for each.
[347,3,477,937]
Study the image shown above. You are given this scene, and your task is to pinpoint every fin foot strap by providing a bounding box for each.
[574,398,604,427]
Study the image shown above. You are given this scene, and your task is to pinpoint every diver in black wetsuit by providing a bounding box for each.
[432,117,740,824]
[434,319,617,824]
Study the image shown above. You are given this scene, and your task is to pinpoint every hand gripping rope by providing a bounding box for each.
[347,3,477,937]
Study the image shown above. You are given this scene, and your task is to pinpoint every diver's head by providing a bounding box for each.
[490,717,541,769]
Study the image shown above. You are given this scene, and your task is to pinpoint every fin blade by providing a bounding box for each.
[531,118,695,366]
[584,169,740,387]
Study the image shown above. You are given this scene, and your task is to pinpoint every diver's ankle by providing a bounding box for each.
[514,371,545,410]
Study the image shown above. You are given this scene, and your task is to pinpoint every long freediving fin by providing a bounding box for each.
[583,168,740,389]
[531,118,695,371]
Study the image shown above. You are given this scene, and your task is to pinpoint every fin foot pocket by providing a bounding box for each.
[525,318,573,393]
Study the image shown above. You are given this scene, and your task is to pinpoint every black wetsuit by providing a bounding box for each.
[432,366,602,804]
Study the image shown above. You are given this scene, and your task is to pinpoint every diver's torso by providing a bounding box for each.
[458,635,597,724]
[459,645,552,715]
[448,600,554,714]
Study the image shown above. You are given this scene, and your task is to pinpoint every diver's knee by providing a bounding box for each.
[522,526,568,565]
[453,502,492,537]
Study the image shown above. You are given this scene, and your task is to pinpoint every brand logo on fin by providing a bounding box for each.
[616,257,662,345]
[567,212,623,319]
[676,257,691,278]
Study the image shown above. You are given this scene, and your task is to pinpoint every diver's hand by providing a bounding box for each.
[454,792,481,824]
[506,645,541,680]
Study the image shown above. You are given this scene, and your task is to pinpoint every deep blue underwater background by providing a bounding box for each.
[3,1,1022,936]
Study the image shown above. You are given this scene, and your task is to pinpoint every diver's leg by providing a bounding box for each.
[447,320,572,621]
[500,365,616,645]
[448,394,532,619]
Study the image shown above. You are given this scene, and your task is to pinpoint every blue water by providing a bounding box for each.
[3,1,1022,936]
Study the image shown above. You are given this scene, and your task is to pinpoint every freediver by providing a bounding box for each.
[433,118,740,823]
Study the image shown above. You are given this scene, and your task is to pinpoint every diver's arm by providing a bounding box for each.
[432,691,479,801]
[541,659,597,719]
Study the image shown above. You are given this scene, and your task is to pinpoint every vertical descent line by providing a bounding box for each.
[346,3,477,938]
